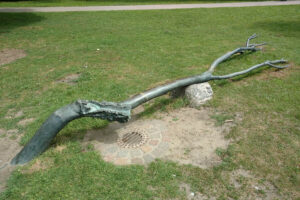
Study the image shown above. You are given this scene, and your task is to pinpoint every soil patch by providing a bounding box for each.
[179,182,212,200]
[21,159,53,174]
[0,49,26,66]
[17,118,35,126]
[0,129,5,135]
[5,109,23,119]
[56,73,80,85]
[83,107,234,168]
[0,137,22,192]
[54,145,67,153]
[244,64,299,83]
[7,129,19,135]
[229,169,282,200]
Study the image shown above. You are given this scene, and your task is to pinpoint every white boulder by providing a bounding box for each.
[185,82,213,107]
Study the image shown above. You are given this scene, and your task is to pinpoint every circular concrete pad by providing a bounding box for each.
[83,107,232,168]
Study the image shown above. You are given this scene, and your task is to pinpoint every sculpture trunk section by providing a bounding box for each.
[11,34,288,165]
[11,102,81,165]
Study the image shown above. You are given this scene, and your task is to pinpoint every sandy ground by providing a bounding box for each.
[0,109,32,193]
[0,49,26,67]
[83,107,236,168]
[56,73,81,85]
[0,136,22,193]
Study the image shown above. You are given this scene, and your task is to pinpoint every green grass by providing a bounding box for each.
[0,5,300,199]
[0,0,276,7]
[211,113,233,126]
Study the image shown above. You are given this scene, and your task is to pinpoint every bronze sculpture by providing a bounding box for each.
[11,34,288,165]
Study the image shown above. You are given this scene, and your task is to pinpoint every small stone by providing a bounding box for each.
[116,149,129,158]
[162,136,172,142]
[130,149,143,157]
[114,158,129,165]
[131,157,144,165]
[4,109,14,119]
[141,145,152,153]
[185,82,213,107]
[149,139,159,146]
[157,142,169,152]
[151,142,168,158]
[103,145,118,155]
[149,132,161,139]
[143,154,155,164]
[152,147,166,158]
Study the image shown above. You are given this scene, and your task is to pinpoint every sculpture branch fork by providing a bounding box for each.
[11,34,289,165]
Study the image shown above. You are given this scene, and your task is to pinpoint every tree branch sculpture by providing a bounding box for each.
[11,34,288,165]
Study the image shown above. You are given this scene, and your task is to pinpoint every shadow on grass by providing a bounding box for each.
[0,12,44,34]
[214,66,282,87]
[253,20,300,38]
[138,95,186,118]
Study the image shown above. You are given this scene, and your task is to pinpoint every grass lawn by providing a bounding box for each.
[0,5,299,200]
[0,0,276,7]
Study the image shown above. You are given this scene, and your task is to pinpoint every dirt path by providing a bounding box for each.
[0,1,299,13]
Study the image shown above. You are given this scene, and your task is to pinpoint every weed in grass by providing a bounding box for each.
[211,113,233,126]
[8,135,17,140]
[184,148,191,156]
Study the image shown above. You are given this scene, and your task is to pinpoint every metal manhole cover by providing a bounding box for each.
[117,130,148,148]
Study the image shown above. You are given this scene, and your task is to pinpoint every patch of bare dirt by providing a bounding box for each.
[21,159,53,174]
[158,108,232,168]
[249,64,298,82]
[56,73,80,85]
[17,118,35,126]
[0,129,5,135]
[229,169,284,200]
[54,145,66,153]
[0,49,26,66]
[0,137,22,192]
[84,107,234,168]
[5,109,23,119]
[0,128,20,136]
[179,183,214,200]
[7,129,19,134]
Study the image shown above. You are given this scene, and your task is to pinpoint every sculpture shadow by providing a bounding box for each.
[0,12,44,34]
[64,97,177,146]
[253,20,300,38]
[79,114,143,145]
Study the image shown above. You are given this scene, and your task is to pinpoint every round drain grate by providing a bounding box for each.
[117,130,148,148]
